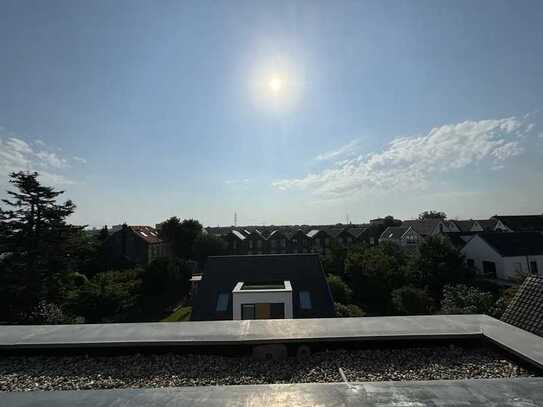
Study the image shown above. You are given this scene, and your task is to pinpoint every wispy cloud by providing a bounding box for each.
[316,139,361,161]
[273,116,534,198]
[73,156,87,164]
[0,131,74,186]
[225,178,250,185]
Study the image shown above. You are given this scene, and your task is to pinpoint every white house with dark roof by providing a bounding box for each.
[379,226,423,247]
[461,232,543,281]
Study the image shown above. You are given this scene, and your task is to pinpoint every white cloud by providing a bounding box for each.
[73,156,87,164]
[34,139,46,146]
[273,116,531,198]
[0,133,74,186]
[316,139,361,161]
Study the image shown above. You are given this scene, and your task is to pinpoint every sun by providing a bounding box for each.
[268,76,283,93]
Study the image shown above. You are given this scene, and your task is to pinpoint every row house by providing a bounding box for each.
[219,226,371,256]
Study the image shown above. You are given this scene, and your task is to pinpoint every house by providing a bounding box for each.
[105,225,170,265]
[461,232,543,280]
[349,226,373,245]
[447,220,484,233]
[475,218,498,231]
[440,231,478,250]
[191,254,335,321]
[492,215,543,232]
[401,218,451,238]
[379,226,423,247]
[501,276,543,337]
[267,230,289,254]
[223,230,248,255]
[306,229,331,255]
[245,229,266,254]
[326,228,356,248]
[284,229,312,253]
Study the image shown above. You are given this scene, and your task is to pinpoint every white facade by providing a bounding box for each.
[232,281,293,320]
[461,235,543,280]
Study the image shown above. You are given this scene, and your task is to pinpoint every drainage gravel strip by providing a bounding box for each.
[0,346,536,392]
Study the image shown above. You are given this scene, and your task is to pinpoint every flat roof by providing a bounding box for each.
[0,315,542,369]
[1,378,542,406]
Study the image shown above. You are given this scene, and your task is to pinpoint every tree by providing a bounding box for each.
[409,237,470,301]
[0,171,78,321]
[327,274,353,304]
[69,269,143,323]
[141,257,191,315]
[346,242,407,314]
[391,286,434,315]
[159,217,203,259]
[192,233,226,266]
[440,284,495,315]
[418,211,447,220]
[335,302,366,317]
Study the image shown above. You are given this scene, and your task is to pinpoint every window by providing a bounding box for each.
[514,262,522,274]
[241,304,255,320]
[216,293,229,312]
[281,239,286,248]
[299,291,312,310]
[232,241,237,250]
[482,261,497,278]
[248,241,253,249]
[530,261,538,275]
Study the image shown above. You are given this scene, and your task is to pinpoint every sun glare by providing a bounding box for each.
[268,76,283,93]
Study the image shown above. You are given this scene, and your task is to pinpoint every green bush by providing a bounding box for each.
[440,284,495,315]
[69,269,142,323]
[391,285,434,315]
[335,302,366,317]
[327,274,353,304]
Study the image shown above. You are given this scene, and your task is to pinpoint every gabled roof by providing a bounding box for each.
[477,232,543,257]
[380,226,409,240]
[449,220,475,232]
[130,226,162,244]
[501,276,543,337]
[230,230,246,240]
[493,215,543,232]
[442,231,478,249]
[348,227,369,238]
[476,218,498,231]
[191,254,335,321]
[306,229,322,238]
[326,227,352,239]
[401,219,443,236]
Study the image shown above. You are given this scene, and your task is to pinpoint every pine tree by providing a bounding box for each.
[0,171,78,321]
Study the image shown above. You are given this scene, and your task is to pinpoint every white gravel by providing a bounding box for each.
[0,346,536,391]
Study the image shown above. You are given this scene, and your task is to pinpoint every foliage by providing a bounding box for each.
[0,171,78,322]
[334,302,366,317]
[418,210,447,220]
[321,242,348,278]
[409,237,470,301]
[141,257,191,315]
[391,285,434,315]
[159,217,202,259]
[346,242,407,314]
[161,306,192,322]
[192,233,226,266]
[327,274,352,304]
[439,284,496,315]
[68,269,143,323]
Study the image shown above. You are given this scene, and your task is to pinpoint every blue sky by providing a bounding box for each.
[1,0,542,227]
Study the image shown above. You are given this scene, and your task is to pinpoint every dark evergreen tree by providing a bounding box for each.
[0,171,78,321]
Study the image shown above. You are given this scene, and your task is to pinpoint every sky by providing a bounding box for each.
[1,0,542,228]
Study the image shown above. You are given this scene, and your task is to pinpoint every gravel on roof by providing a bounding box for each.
[0,345,536,392]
